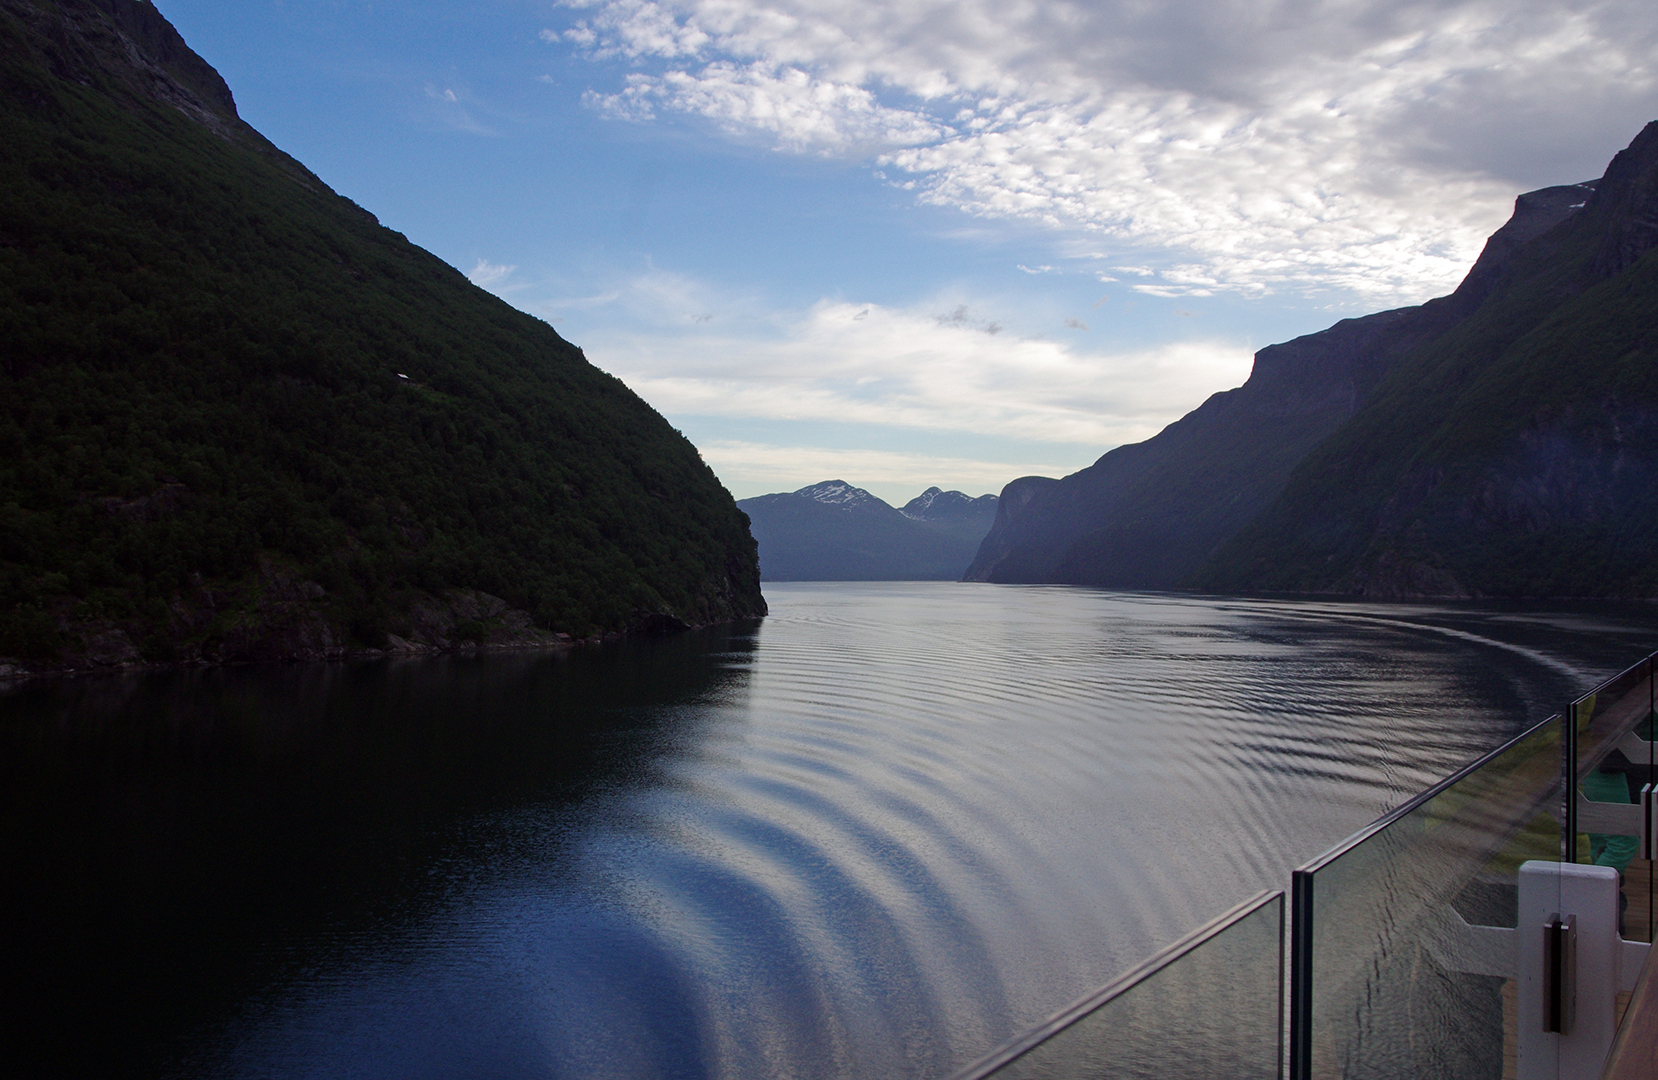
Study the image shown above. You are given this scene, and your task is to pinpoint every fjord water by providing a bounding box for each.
[5,585,1656,1078]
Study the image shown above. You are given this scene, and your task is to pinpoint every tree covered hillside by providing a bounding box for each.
[0,0,764,670]
[963,181,1592,590]
[1193,122,1658,598]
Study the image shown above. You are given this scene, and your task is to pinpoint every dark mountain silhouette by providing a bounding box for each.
[0,0,764,674]
[901,487,999,539]
[1196,121,1658,597]
[739,482,997,580]
[965,178,1599,589]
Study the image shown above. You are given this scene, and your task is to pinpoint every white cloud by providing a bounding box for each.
[547,0,1658,302]
[585,63,942,151]
[467,259,517,288]
[572,272,1254,450]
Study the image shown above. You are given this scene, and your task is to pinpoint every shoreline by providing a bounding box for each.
[0,603,765,683]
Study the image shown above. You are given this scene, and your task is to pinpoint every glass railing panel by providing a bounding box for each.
[1570,653,1655,946]
[1290,716,1564,1080]
[1572,653,1654,781]
[954,891,1283,1080]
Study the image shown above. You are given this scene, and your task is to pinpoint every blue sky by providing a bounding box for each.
[156,1,1657,505]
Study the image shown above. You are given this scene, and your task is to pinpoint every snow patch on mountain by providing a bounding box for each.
[793,480,878,510]
[900,486,946,519]
[902,487,997,522]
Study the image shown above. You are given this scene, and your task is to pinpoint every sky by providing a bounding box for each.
[155,1,1658,506]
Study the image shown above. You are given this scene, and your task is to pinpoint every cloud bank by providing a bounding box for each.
[551,0,1658,302]
[562,271,1253,452]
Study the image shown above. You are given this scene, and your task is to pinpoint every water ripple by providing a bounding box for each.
[9,585,1655,1079]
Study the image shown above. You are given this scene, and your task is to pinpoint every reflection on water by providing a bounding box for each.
[2,585,1655,1078]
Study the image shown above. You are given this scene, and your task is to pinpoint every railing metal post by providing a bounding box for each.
[1274,894,1287,1080]
[1289,869,1313,1080]
[1563,706,1578,863]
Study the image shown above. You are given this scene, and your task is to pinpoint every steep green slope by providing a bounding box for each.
[1194,122,1658,597]
[0,0,764,670]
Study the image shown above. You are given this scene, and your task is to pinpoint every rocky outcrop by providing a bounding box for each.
[1592,121,1658,278]
[0,0,241,134]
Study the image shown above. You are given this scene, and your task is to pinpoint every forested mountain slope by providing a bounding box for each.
[0,0,764,673]
[964,180,1594,588]
[1194,122,1658,597]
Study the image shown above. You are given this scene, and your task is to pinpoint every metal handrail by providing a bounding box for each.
[1288,710,1563,1079]
[946,650,1656,1080]
[947,888,1284,1080]
[1296,712,1564,880]
[1287,649,1658,1079]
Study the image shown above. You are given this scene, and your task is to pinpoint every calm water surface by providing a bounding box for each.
[4,584,1657,1078]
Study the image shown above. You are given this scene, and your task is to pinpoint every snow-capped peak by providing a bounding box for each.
[900,487,944,519]
[901,487,999,521]
[793,480,877,509]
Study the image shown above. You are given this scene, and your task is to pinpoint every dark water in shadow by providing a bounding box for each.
[3,585,1655,1078]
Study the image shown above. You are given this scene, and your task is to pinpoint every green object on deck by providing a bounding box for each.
[1583,767,1639,874]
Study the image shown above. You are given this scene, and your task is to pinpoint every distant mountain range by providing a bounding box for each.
[738,482,997,580]
[0,0,764,673]
[968,119,1658,599]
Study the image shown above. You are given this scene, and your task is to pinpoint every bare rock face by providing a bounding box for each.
[1592,121,1658,278]
[72,623,142,667]
[1350,551,1469,600]
[390,589,558,653]
[208,611,341,664]
[1325,406,1658,597]
[1,0,240,133]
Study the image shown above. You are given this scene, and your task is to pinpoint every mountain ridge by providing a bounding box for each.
[1194,120,1658,597]
[0,0,765,675]
[739,482,997,581]
[964,179,1598,589]
[967,119,1658,598]
[902,486,998,524]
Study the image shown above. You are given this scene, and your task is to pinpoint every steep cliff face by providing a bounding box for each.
[0,0,765,675]
[1,0,243,133]
[964,182,1594,588]
[1196,124,1658,597]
